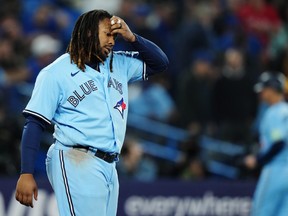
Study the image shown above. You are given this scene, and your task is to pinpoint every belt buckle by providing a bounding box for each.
[110,153,119,162]
[103,153,113,163]
[103,152,118,163]
[102,153,108,160]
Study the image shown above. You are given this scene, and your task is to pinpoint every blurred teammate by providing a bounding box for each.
[244,71,288,216]
[15,9,168,216]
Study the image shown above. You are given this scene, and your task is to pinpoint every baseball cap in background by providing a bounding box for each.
[254,71,286,93]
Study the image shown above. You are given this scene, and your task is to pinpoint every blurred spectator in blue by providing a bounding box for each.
[212,48,257,144]
[214,0,262,60]
[176,0,218,72]
[117,137,158,181]
[141,0,181,98]
[177,50,217,136]
[152,1,180,77]
[21,2,77,46]
[129,74,177,123]
[27,34,62,83]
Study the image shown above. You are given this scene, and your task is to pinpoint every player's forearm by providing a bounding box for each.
[256,140,285,167]
[20,116,46,174]
[131,34,169,75]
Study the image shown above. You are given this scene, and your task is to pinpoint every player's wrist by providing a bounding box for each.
[20,173,34,176]
[128,33,136,43]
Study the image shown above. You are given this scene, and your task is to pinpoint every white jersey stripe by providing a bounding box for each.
[143,62,148,81]
[23,109,51,125]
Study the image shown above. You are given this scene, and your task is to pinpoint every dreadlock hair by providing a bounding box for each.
[66,9,114,72]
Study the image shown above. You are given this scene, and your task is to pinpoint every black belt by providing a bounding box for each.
[73,145,119,163]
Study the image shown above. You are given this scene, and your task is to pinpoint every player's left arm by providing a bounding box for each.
[15,115,47,208]
[257,140,285,166]
[110,16,169,76]
[244,141,285,169]
[245,116,287,169]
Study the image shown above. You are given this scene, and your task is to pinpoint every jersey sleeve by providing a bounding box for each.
[23,69,61,124]
[120,51,147,83]
[128,57,146,83]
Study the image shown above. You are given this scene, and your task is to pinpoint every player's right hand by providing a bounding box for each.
[244,155,257,170]
[110,16,136,43]
[15,174,38,208]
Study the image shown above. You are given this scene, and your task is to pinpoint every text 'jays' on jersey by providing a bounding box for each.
[23,51,147,154]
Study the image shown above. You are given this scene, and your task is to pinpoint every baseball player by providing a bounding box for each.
[15,9,168,216]
[244,72,288,216]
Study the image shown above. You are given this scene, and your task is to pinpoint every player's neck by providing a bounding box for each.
[85,54,106,72]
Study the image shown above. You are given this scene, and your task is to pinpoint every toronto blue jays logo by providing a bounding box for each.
[114,98,126,118]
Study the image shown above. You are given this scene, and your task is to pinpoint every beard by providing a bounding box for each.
[99,49,108,61]
[96,45,112,62]
[88,46,106,63]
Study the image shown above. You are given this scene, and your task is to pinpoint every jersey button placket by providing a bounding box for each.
[102,68,119,144]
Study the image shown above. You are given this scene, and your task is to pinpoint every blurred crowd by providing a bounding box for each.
[0,0,288,180]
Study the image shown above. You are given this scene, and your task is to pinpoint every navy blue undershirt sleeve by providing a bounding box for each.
[131,34,169,76]
[256,140,285,168]
[20,115,47,174]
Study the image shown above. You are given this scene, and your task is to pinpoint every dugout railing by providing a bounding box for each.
[126,113,246,179]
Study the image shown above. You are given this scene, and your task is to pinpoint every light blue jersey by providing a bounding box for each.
[252,101,288,216]
[24,52,146,153]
